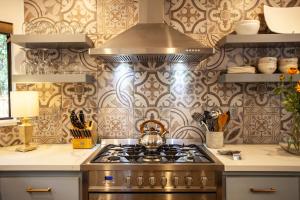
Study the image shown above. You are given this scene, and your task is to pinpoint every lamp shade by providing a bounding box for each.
[10,91,39,118]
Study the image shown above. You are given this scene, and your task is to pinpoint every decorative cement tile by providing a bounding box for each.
[0,126,21,147]
[98,107,133,138]
[134,71,171,108]
[62,77,97,108]
[170,107,205,141]
[170,70,207,107]
[206,71,244,107]
[61,0,97,34]
[244,83,281,107]
[207,0,244,34]
[169,0,207,34]
[243,107,281,144]
[96,0,138,34]
[32,109,63,144]
[97,64,134,108]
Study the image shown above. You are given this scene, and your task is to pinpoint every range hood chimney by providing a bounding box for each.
[89,0,214,63]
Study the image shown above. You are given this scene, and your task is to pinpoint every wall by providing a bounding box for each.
[0,0,297,146]
[0,0,24,146]
[0,0,24,74]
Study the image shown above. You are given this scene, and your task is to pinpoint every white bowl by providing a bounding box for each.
[258,63,277,74]
[264,5,300,34]
[234,20,260,35]
[279,57,298,74]
[258,57,277,74]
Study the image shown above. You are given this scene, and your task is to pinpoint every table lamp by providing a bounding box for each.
[10,91,39,152]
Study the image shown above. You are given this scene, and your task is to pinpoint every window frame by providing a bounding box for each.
[0,21,12,120]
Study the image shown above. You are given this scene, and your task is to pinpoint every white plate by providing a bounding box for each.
[264,5,300,33]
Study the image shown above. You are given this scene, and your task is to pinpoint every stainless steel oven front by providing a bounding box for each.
[82,164,223,200]
[82,143,224,200]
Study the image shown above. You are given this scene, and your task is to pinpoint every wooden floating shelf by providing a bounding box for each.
[217,34,300,48]
[11,34,94,49]
[12,74,95,83]
[218,74,300,83]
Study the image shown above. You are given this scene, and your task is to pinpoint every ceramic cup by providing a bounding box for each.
[206,132,224,149]
[279,57,298,74]
[258,57,277,74]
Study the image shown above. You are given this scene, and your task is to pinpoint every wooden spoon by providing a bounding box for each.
[218,112,229,132]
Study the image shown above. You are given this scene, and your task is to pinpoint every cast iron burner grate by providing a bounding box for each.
[91,144,213,163]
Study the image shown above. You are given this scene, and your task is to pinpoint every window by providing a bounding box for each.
[0,22,12,119]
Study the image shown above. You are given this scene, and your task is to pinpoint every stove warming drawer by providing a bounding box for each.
[89,193,216,200]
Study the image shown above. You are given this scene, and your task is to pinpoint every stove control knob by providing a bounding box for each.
[125,176,131,187]
[149,177,156,187]
[173,176,179,188]
[200,176,208,187]
[161,177,167,188]
[185,176,193,187]
[137,176,143,187]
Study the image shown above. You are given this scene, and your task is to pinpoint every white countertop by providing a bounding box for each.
[207,144,300,172]
[1,143,300,172]
[0,144,100,171]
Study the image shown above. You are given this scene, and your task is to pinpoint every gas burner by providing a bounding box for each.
[143,156,161,162]
[91,144,213,163]
[108,156,120,162]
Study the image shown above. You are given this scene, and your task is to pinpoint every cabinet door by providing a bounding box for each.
[0,177,79,200]
[226,176,299,200]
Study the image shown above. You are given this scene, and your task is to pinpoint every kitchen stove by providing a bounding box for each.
[91,144,212,163]
[82,140,224,200]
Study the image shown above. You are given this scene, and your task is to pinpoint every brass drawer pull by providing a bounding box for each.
[26,187,52,193]
[250,187,277,193]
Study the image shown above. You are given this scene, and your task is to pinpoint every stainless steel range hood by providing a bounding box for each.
[89,0,214,63]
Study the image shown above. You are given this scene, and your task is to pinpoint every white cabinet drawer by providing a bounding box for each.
[226,176,300,200]
[0,176,79,200]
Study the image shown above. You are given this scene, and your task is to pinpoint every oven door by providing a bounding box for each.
[89,193,216,200]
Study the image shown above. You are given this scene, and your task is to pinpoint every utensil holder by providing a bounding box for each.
[70,122,97,149]
[206,132,224,149]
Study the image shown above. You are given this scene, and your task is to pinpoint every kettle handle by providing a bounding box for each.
[140,120,166,134]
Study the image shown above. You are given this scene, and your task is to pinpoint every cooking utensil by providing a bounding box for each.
[192,112,204,122]
[223,111,231,131]
[192,112,209,132]
[139,119,167,151]
[218,112,229,132]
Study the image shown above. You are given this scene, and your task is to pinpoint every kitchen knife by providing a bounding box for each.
[70,110,85,129]
[70,130,75,138]
[79,110,85,126]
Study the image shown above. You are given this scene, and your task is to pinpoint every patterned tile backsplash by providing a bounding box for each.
[1,0,298,146]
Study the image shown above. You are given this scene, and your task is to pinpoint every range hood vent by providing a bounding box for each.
[89,0,214,63]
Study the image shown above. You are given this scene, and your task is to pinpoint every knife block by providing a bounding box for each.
[70,122,97,149]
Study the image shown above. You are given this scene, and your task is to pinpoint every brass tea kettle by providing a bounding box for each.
[139,120,167,151]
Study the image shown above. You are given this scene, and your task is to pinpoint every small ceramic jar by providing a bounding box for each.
[279,57,298,74]
[258,57,277,74]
